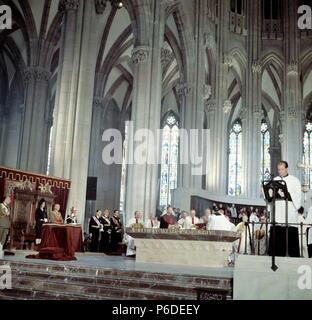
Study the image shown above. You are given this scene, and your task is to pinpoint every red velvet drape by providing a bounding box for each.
[0,166,71,214]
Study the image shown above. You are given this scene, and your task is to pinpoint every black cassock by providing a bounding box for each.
[35,208,48,239]
[110,216,123,252]
[89,216,101,252]
[268,225,300,257]
[99,216,112,253]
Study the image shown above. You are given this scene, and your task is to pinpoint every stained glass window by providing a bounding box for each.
[303,121,312,188]
[120,121,129,213]
[228,120,242,196]
[260,119,271,182]
[159,114,179,207]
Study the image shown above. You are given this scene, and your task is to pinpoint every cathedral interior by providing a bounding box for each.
[1,0,312,228]
[1,0,312,303]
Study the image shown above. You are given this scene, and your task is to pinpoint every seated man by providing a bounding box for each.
[185,209,200,229]
[48,204,64,224]
[160,206,177,229]
[66,207,78,224]
[145,214,160,228]
[178,211,188,229]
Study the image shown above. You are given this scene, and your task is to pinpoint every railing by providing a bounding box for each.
[238,220,312,258]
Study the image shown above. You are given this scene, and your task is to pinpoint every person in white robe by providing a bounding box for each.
[298,207,308,258]
[207,212,236,232]
[236,215,251,254]
[185,210,200,229]
[145,214,160,228]
[273,162,301,225]
[124,211,144,257]
[178,211,188,229]
[254,216,268,255]
[268,161,302,257]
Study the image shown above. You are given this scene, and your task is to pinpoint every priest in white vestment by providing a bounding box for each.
[185,210,200,229]
[207,212,236,232]
[273,162,301,225]
[268,161,301,257]
[145,214,160,228]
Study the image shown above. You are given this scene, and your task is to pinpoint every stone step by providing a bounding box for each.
[0,260,232,289]
[0,259,233,300]
[4,277,194,300]
[10,269,231,295]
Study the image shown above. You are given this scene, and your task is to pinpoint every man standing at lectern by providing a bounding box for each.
[269,161,301,257]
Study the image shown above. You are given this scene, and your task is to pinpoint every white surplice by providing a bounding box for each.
[207,214,236,232]
[273,175,302,225]
[185,216,200,229]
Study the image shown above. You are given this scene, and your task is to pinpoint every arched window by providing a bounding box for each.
[303,121,312,188]
[159,114,179,207]
[260,119,271,182]
[228,120,242,196]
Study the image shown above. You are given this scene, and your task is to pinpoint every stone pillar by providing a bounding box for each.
[282,0,302,177]
[178,0,207,192]
[209,0,231,195]
[50,0,106,227]
[17,67,51,174]
[243,0,262,199]
[124,1,165,224]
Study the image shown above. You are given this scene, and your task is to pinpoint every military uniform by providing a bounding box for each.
[99,216,112,253]
[0,202,11,247]
[110,215,123,252]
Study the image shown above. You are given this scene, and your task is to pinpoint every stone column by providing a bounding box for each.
[50,0,107,227]
[17,67,51,174]
[282,0,302,177]
[209,0,231,195]
[243,0,262,199]
[86,96,105,224]
[124,1,165,224]
[178,0,207,192]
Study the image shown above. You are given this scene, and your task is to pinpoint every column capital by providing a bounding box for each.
[23,67,51,83]
[288,106,297,119]
[176,82,192,98]
[161,48,172,67]
[203,84,212,101]
[58,0,79,12]
[223,99,232,114]
[223,53,233,70]
[253,106,263,119]
[203,33,215,50]
[131,46,150,65]
[252,60,262,74]
[287,61,299,77]
[95,0,107,14]
[205,99,216,114]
